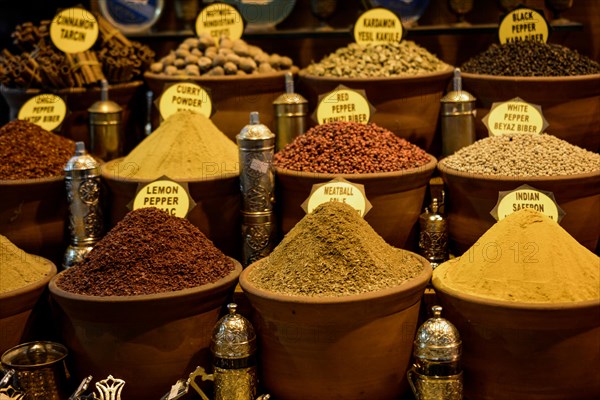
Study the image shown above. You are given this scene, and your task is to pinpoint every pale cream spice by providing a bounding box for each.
[119,110,239,180]
[433,209,600,303]
[0,235,51,293]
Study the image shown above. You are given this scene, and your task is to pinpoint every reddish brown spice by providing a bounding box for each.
[0,120,75,179]
[57,207,235,296]
[274,122,431,174]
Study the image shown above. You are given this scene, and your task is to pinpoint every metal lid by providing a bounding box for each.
[237,112,275,141]
[413,306,461,362]
[210,303,256,360]
[64,142,101,172]
[441,68,476,103]
[88,80,123,114]
[273,72,307,105]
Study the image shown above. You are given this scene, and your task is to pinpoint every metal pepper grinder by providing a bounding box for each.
[408,305,463,400]
[63,142,103,269]
[209,303,258,400]
[88,79,123,161]
[419,195,449,269]
[237,112,276,267]
[440,68,476,158]
[272,72,308,152]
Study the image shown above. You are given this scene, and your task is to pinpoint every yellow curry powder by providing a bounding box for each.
[0,235,52,293]
[433,209,600,303]
[119,110,238,180]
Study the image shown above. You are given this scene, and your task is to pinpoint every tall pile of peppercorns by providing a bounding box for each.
[461,41,600,76]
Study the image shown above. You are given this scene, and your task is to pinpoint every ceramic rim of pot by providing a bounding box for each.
[0,258,56,302]
[48,258,242,304]
[275,155,438,182]
[437,161,600,182]
[433,277,600,311]
[298,66,454,83]
[0,81,143,95]
[461,71,600,84]
[0,175,65,186]
[144,67,299,83]
[100,157,240,183]
[239,252,432,305]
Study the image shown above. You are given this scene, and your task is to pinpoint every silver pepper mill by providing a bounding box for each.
[210,303,258,400]
[440,68,476,158]
[63,142,103,269]
[237,112,276,267]
[418,196,449,269]
[408,305,463,400]
[272,72,308,152]
[88,79,123,161]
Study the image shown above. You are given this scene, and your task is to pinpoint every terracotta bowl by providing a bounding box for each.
[275,156,437,251]
[298,68,454,153]
[0,81,146,152]
[0,177,68,265]
[0,258,57,354]
[144,68,298,141]
[48,259,242,400]
[101,158,242,260]
[239,254,432,400]
[433,282,600,400]
[461,72,600,152]
[437,163,600,254]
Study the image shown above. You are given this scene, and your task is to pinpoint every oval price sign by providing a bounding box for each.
[18,94,67,131]
[354,8,403,46]
[50,8,99,53]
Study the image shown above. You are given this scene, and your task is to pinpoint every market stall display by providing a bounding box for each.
[437,134,600,253]
[274,121,436,250]
[240,201,432,400]
[299,41,453,152]
[102,110,241,258]
[432,209,600,399]
[49,207,242,399]
[460,41,600,152]
[0,120,75,263]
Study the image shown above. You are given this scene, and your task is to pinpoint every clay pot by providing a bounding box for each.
[48,260,242,400]
[433,283,600,400]
[0,177,68,265]
[0,259,57,354]
[144,69,298,141]
[1,81,146,152]
[297,68,454,153]
[275,156,437,251]
[101,158,242,260]
[437,164,600,254]
[239,255,432,400]
[461,72,600,152]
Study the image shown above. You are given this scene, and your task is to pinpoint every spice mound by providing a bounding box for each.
[56,207,235,296]
[303,41,450,78]
[274,121,431,174]
[439,134,600,176]
[1,235,53,293]
[247,201,425,297]
[460,41,600,76]
[114,110,238,180]
[433,209,600,303]
[0,120,75,179]
[148,34,295,77]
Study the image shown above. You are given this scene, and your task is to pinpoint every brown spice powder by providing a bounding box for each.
[248,201,424,297]
[57,207,235,296]
[0,120,75,179]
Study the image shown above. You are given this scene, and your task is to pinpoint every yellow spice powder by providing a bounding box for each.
[120,111,239,180]
[433,209,600,303]
[0,235,52,293]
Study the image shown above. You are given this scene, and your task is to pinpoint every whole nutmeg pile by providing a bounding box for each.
[148,34,295,77]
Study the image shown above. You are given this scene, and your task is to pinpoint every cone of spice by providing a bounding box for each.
[56,207,235,296]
